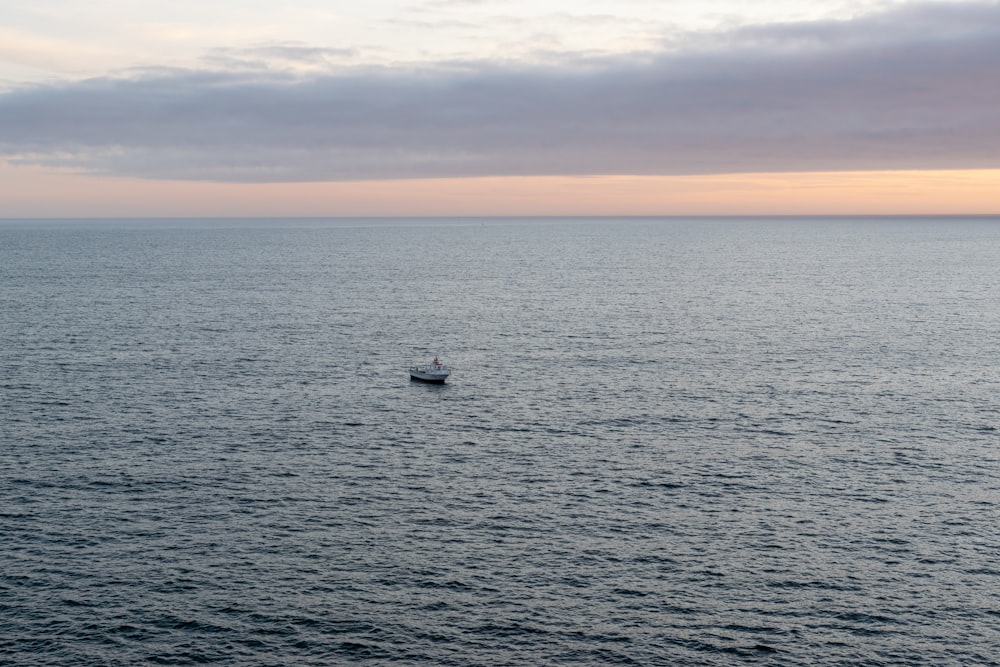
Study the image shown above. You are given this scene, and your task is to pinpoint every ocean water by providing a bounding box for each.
[2,216,999,666]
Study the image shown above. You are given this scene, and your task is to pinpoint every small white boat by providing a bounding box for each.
[409,357,450,383]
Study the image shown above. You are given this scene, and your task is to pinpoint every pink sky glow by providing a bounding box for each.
[2,163,998,218]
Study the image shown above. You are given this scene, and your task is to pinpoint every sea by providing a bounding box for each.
[2,216,999,666]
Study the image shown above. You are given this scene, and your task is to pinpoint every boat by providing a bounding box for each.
[409,357,450,383]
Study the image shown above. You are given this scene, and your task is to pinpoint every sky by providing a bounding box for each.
[1,0,999,217]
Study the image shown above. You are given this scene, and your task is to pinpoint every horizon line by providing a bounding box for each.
[3,213,1000,222]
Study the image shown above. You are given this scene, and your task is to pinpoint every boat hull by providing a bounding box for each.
[410,371,448,383]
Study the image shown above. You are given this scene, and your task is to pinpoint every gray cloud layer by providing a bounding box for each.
[1,1,998,182]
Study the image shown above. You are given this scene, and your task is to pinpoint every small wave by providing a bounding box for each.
[470,622,553,639]
[416,579,477,592]
[767,580,861,592]
[331,642,393,659]
[633,480,686,490]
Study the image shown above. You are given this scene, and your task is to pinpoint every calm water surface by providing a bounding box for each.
[2,217,999,665]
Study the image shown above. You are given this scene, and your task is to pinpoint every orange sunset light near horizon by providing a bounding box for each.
[1,164,998,218]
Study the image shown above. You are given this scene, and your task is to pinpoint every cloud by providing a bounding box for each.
[202,43,361,72]
[0,1,998,182]
[0,26,122,78]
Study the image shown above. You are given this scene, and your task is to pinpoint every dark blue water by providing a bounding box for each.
[2,217,999,665]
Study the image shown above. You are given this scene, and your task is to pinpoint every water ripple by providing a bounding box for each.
[3,217,1000,665]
